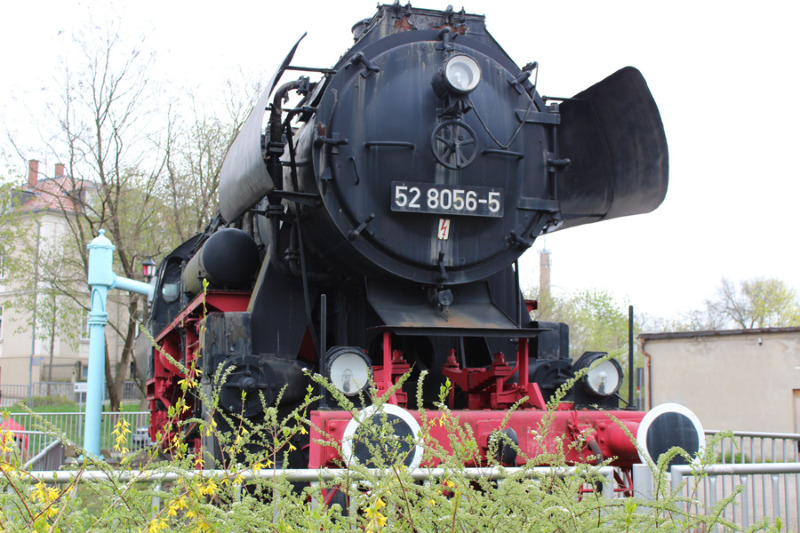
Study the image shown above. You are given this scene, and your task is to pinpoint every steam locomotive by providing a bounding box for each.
[141,3,703,476]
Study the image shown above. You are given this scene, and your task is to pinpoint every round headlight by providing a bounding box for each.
[574,352,623,397]
[444,55,481,94]
[324,346,371,397]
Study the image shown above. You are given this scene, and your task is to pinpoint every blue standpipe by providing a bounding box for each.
[84,230,154,459]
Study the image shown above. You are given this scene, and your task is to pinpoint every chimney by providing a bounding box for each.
[28,159,39,188]
[55,163,65,178]
[539,249,551,298]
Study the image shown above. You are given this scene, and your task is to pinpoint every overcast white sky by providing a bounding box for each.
[1,0,799,321]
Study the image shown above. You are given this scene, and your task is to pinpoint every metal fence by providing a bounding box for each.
[632,429,800,532]
[23,437,66,472]
[706,429,800,464]
[632,463,800,532]
[1,382,143,408]
[3,411,150,459]
[4,414,800,529]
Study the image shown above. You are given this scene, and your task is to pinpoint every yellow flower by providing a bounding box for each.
[145,518,168,533]
[167,496,187,517]
[199,480,218,496]
[365,498,388,530]
[298,425,308,435]
[288,442,297,452]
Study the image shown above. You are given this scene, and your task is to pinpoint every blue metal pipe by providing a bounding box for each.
[84,230,154,459]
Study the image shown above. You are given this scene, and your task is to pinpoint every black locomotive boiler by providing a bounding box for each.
[141,3,702,475]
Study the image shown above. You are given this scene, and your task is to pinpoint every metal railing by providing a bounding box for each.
[706,429,800,464]
[3,411,149,459]
[0,382,143,408]
[24,438,66,472]
[668,463,800,531]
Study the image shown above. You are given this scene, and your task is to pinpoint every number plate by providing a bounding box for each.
[390,181,504,218]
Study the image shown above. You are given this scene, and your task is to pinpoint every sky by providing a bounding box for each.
[1,0,799,322]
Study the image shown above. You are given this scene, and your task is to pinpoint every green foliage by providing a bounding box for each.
[0,371,781,532]
[707,277,800,329]
[533,288,632,358]
[645,277,800,333]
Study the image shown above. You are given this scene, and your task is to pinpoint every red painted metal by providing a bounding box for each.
[441,338,547,410]
[145,292,250,448]
[309,408,644,469]
[373,332,410,406]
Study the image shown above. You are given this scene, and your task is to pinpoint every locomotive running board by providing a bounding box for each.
[366,279,544,337]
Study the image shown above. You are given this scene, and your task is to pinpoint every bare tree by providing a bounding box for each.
[162,83,257,241]
[5,28,177,410]
[705,277,800,329]
[4,19,259,409]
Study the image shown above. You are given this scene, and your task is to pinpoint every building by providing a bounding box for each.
[640,327,800,433]
[0,160,131,397]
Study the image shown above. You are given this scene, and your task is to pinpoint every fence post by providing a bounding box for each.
[632,463,654,500]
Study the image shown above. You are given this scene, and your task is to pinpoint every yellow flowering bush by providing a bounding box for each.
[0,369,778,532]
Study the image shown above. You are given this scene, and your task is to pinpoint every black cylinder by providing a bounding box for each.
[183,228,260,294]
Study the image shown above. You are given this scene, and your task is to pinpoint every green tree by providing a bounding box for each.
[705,277,800,329]
[3,24,258,408]
[534,288,631,357]
[530,287,643,406]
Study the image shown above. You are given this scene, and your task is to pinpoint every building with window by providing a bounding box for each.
[0,161,96,396]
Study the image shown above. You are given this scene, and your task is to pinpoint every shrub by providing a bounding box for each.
[0,370,782,532]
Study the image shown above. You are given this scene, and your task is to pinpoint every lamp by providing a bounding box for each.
[142,257,157,281]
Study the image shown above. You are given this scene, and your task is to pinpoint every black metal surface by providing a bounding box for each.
[297,22,556,287]
[351,413,416,468]
[645,412,700,466]
[182,228,260,295]
[528,359,574,403]
[553,67,668,230]
[218,36,304,223]
[366,279,526,331]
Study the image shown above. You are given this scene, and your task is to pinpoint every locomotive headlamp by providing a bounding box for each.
[324,346,372,397]
[444,55,481,94]
[574,352,623,397]
[432,55,482,98]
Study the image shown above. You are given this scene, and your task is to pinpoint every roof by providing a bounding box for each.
[639,327,800,342]
[14,177,86,214]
